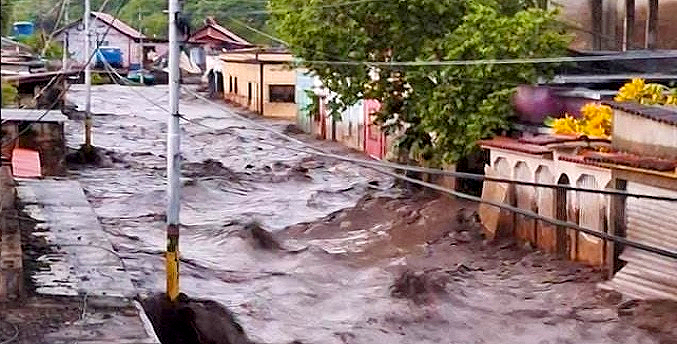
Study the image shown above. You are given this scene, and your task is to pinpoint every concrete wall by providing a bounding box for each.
[222,60,297,119]
[55,18,160,68]
[482,147,613,267]
[612,110,677,161]
[1,121,66,176]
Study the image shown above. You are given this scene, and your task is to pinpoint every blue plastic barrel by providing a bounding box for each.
[12,22,34,37]
[95,46,123,68]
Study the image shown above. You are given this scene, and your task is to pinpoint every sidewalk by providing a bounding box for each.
[6,178,160,343]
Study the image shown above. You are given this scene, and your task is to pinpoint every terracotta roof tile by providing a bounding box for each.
[479,137,553,155]
[584,151,677,172]
[602,100,677,126]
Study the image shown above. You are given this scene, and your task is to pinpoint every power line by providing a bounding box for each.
[300,52,677,67]
[176,86,677,259]
[1,0,126,149]
[179,87,677,202]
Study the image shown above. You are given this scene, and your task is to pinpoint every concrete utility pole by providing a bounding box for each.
[166,0,181,302]
[84,0,92,148]
[62,0,69,70]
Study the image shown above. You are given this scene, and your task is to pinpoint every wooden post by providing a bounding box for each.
[623,0,635,50]
[591,0,603,50]
[646,0,658,49]
[555,176,570,257]
[607,179,627,278]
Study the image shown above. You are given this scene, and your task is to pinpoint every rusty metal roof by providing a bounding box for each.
[603,100,677,126]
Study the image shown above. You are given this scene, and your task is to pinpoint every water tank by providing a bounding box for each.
[95,46,123,68]
[12,21,34,37]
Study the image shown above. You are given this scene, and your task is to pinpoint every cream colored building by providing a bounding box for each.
[220,49,296,119]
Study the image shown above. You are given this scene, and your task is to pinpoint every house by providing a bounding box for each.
[221,48,296,119]
[554,0,677,50]
[189,19,253,96]
[478,102,677,301]
[189,18,253,68]
[1,109,68,176]
[54,12,168,69]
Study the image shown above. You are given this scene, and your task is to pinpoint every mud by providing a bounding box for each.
[0,297,82,344]
[62,85,674,344]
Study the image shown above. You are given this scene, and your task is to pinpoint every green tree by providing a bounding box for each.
[270,0,569,165]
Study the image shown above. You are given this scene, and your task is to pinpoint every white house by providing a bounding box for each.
[54,12,167,69]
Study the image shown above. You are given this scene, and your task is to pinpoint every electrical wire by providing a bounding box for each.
[1,0,125,149]
[175,86,677,259]
[180,86,677,202]
[300,52,677,67]
[179,87,677,259]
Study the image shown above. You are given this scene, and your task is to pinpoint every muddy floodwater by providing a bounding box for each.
[65,85,672,344]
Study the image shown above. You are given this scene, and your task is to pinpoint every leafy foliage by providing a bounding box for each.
[2,82,19,107]
[270,0,570,164]
[19,31,63,59]
[3,0,270,42]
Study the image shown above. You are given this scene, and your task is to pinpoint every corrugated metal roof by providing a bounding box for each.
[1,109,68,123]
[605,182,677,301]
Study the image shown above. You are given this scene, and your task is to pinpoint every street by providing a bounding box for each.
[63,84,674,344]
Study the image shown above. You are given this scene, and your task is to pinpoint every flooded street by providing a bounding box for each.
[63,84,671,344]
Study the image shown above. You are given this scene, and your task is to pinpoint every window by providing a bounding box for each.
[234,77,238,94]
[269,85,295,103]
[229,76,233,93]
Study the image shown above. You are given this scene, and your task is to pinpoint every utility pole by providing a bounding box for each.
[62,0,69,70]
[84,0,92,149]
[138,10,144,84]
[166,0,181,302]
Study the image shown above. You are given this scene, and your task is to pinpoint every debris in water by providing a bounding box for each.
[183,159,240,180]
[390,270,449,304]
[140,293,252,344]
[245,221,283,250]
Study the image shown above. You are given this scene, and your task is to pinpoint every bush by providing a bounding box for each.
[1,82,18,107]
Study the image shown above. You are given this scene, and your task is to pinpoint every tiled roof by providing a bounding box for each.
[602,100,677,126]
[92,12,145,39]
[55,12,145,40]
[584,151,677,172]
[478,137,553,155]
[481,135,676,173]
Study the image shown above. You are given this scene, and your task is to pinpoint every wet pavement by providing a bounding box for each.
[63,84,670,344]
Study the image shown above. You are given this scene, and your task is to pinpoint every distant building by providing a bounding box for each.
[54,12,168,69]
[554,0,677,50]
[220,48,296,119]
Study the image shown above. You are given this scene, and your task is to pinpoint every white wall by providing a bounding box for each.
[56,19,140,68]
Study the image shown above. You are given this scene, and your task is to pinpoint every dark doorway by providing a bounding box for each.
[555,174,570,257]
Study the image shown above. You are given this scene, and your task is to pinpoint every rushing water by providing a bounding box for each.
[66,84,400,343]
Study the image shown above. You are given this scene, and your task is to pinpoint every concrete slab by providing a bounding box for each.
[14,178,160,344]
[16,179,136,298]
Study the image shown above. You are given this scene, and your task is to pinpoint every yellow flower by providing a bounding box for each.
[615,78,646,102]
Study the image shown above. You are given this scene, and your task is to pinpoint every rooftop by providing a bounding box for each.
[1,109,68,123]
[602,100,677,126]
